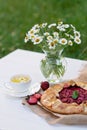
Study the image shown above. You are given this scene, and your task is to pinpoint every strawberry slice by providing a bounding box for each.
[27,96,38,105]
[34,93,42,100]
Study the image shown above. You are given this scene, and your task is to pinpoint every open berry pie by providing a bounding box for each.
[40,80,87,114]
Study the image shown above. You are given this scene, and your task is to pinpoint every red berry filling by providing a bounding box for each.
[58,85,87,104]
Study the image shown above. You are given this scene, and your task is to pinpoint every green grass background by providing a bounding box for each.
[0,0,87,60]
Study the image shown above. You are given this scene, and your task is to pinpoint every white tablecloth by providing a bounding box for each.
[0,49,87,130]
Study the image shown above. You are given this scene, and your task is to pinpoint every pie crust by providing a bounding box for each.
[40,80,87,114]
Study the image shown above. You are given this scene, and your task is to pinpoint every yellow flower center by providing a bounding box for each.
[30,30,34,34]
[62,39,66,43]
[54,39,58,44]
[51,42,55,46]
[31,35,35,38]
[76,38,80,42]
[25,36,28,39]
[35,38,40,42]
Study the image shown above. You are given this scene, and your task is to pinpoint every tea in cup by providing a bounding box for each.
[10,74,31,92]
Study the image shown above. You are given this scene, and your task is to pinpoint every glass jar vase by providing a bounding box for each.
[40,48,67,83]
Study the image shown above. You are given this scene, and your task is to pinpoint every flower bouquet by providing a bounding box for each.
[24,21,81,83]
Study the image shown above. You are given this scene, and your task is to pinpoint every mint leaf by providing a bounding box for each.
[72,91,78,99]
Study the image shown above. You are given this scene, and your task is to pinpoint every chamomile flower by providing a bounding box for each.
[74,31,80,38]
[53,39,58,44]
[48,41,56,49]
[28,29,35,35]
[74,37,81,44]
[24,35,29,43]
[40,23,47,28]
[68,40,73,46]
[28,28,39,36]
[59,38,67,45]
[47,36,53,42]
[53,32,59,38]
[33,36,43,44]
[33,24,40,29]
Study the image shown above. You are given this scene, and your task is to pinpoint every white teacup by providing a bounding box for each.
[10,74,31,92]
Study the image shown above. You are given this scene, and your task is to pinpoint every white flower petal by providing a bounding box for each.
[44,32,50,36]
[64,24,69,28]
[48,23,56,28]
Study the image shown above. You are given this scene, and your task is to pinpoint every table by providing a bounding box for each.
[0,49,87,130]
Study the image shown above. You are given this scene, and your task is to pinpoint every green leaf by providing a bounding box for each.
[72,91,79,99]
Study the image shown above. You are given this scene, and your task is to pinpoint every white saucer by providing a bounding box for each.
[0,81,41,97]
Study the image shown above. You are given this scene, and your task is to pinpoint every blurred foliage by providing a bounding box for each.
[0,0,87,60]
